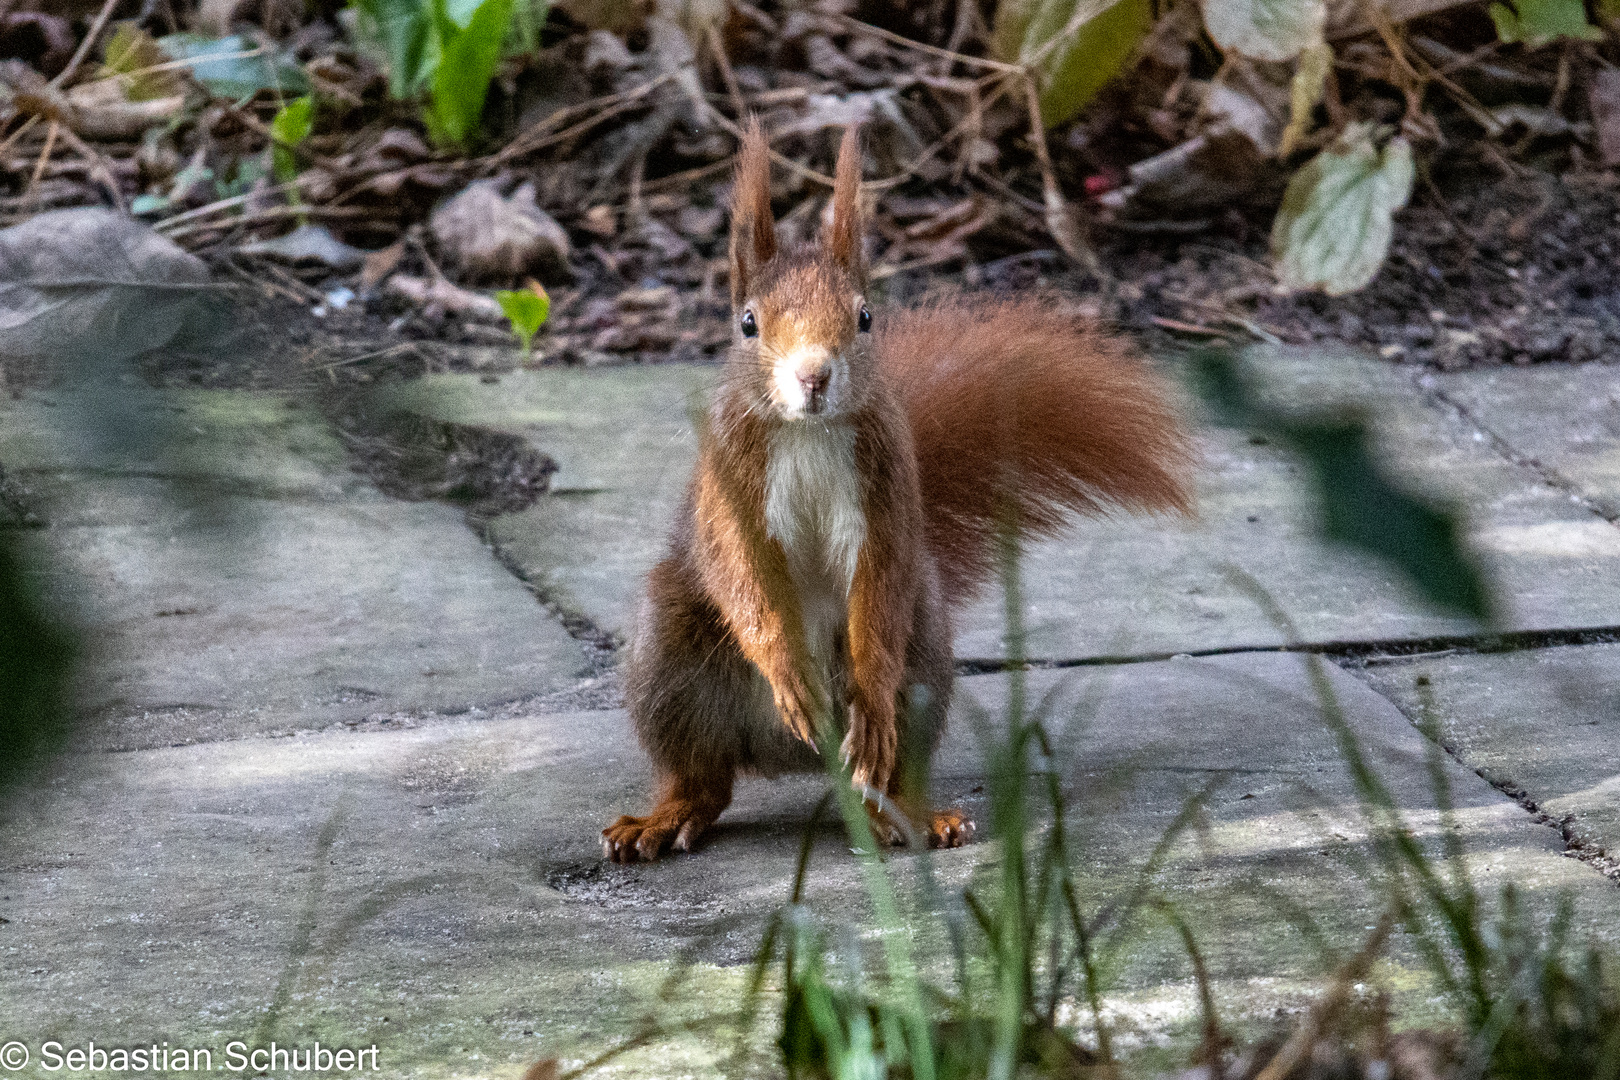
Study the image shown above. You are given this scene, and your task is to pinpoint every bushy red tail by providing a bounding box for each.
[875,294,1194,605]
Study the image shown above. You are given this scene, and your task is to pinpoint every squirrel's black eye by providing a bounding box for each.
[741,309,758,338]
[857,306,871,333]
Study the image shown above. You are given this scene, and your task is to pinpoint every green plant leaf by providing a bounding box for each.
[348,0,439,98]
[1200,0,1325,61]
[494,285,549,353]
[1191,350,1492,621]
[1271,121,1413,297]
[269,96,314,184]
[426,0,517,147]
[992,0,1153,128]
[1489,0,1602,46]
[158,33,310,99]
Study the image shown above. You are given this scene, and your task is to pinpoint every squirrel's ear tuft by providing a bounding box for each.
[827,125,864,282]
[729,117,777,307]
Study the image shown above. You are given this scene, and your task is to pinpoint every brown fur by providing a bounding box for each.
[601,122,1191,863]
[876,296,1193,604]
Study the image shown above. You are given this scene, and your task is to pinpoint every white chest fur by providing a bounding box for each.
[764,422,867,661]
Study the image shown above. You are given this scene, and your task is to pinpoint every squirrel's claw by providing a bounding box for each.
[602,814,679,862]
[840,709,897,793]
[602,790,727,862]
[773,681,826,749]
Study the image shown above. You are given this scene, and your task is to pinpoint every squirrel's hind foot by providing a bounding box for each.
[928,807,974,849]
[603,777,732,862]
[862,799,976,850]
[602,812,714,863]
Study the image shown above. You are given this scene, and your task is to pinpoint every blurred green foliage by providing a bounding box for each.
[1193,348,1492,622]
[158,33,310,99]
[1490,0,1603,46]
[495,282,550,357]
[994,0,1155,128]
[270,96,315,184]
[348,0,549,147]
[0,533,76,797]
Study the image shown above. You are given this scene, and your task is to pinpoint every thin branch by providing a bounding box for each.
[49,0,120,90]
[835,15,1023,73]
[23,119,58,205]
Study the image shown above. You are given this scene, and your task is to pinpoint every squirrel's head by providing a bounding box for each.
[727,119,870,422]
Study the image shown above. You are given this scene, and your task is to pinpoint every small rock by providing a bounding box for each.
[1591,69,1620,168]
[628,218,691,263]
[581,205,617,238]
[369,128,432,164]
[237,224,367,271]
[431,180,573,285]
[583,29,634,74]
[676,205,724,239]
[385,273,505,323]
[616,286,675,312]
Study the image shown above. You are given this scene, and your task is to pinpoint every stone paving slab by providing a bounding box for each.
[1433,364,1620,513]
[0,384,585,745]
[369,366,719,642]
[5,653,1615,1077]
[380,348,1619,660]
[1359,644,1620,868]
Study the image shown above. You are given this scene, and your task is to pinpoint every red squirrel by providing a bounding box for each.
[601,121,1192,863]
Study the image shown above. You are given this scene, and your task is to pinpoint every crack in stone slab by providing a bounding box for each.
[479,525,622,665]
[328,392,620,668]
[1349,665,1620,887]
[1414,373,1620,524]
[956,623,1620,674]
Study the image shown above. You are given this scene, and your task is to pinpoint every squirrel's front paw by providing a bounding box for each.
[772,681,825,748]
[840,707,897,792]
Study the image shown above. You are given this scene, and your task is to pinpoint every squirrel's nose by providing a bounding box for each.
[797,366,831,397]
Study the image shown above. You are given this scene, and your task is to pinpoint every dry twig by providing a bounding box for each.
[49,0,120,90]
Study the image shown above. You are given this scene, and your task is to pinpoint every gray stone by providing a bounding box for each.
[4,653,1616,1076]
[0,383,586,748]
[369,366,719,639]
[9,332,1620,1077]
[1359,643,1620,869]
[1432,363,1620,515]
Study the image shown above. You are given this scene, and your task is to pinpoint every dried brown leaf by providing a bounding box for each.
[430,180,574,285]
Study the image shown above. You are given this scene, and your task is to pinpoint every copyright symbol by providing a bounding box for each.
[0,1042,28,1069]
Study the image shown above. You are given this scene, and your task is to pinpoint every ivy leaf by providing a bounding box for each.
[1271,122,1413,297]
[426,0,517,148]
[1489,0,1601,46]
[1200,0,1324,62]
[269,96,313,184]
[1191,350,1492,622]
[992,0,1153,128]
